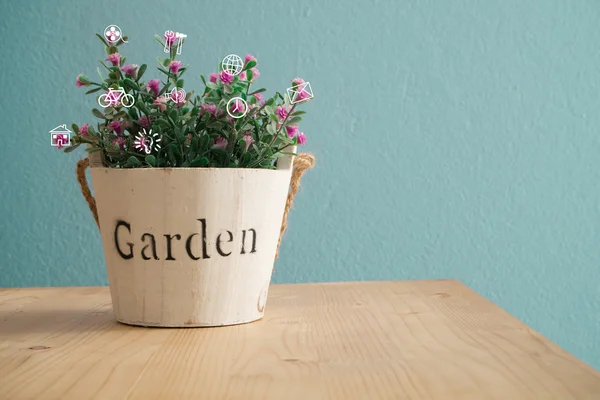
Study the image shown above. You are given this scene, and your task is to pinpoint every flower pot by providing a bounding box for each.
[78,151,314,327]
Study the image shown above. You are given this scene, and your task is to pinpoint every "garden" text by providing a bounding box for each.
[113,219,257,261]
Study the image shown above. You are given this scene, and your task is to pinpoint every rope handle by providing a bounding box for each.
[76,154,315,260]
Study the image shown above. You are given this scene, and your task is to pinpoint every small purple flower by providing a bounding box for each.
[170,88,186,106]
[275,106,288,121]
[291,77,311,102]
[147,79,161,97]
[286,124,299,138]
[79,123,90,137]
[253,93,263,101]
[109,120,129,136]
[112,137,126,151]
[164,30,177,47]
[138,116,151,128]
[169,60,183,74]
[121,64,139,79]
[244,54,257,64]
[105,53,121,67]
[200,103,218,116]
[153,96,168,112]
[213,136,228,149]
[251,67,260,80]
[219,70,234,84]
[297,132,307,145]
[209,73,218,83]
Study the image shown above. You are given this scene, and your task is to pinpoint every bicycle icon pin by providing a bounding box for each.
[98,87,135,108]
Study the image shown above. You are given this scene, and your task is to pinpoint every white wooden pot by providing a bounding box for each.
[88,153,295,327]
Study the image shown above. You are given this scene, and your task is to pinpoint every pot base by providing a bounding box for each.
[115,314,265,328]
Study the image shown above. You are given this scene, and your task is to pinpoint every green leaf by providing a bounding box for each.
[85,87,102,95]
[145,155,156,167]
[189,157,209,167]
[71,124,80,135]
[249,88,266,96]
[246,69,254,82]
[116,37,128,46]
[123,78,139,90]
[242,152,252,165]
[199,134,211,152]
[176,79,184,88]
[96,33,110,47]
[206,82,218,90]
[243,60,257,70]
[63,143,81,153]
[126,156,142,167]
[107,46,118,55]
[200,75,207,85]
[169,109,178,122]
[137,64,147,81]
[210,148,228,163]
[286,117,302,125]
[155,35,166,46]
[92,109,106,119]
[291,110,306,116]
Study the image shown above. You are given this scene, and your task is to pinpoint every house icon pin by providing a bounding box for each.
[50,124,72,148]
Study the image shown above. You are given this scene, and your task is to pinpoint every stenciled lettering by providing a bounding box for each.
[112,219,258,261]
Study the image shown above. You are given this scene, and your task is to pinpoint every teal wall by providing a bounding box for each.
[1,0,599,369]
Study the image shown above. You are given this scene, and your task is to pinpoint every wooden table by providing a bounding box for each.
[1,280,599,399]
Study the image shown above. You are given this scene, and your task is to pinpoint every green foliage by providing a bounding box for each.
[67,33,312,169]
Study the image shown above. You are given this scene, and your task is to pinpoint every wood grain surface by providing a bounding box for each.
[1,280,599,399]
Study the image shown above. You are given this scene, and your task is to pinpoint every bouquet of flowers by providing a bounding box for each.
[67,31,313,169]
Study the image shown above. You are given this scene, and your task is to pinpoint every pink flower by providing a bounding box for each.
[109,120,129,136]
[275,106,288,121]
[286,124,299,138]
[112,137,126,151]
[170,88,186,106]
[297,132,307,145]
[290,77,312,102]
[239,71,247,81]
[200,103,218,116]
[209,73,218,83]
[75,73,89,87]
[153,96,168,112]
[164,30,177,47]
[229,98,245,117]
[147,79,161,97]
[244,54,257,64]
[243,132,254,151]
[251,67,260,80]
[105,53,121,66]
[213,136,228,149]
[169,60,183,74]
[78,123,90,137]
[253,92,263,101]
[219,70,234,84]
[121,64,138,79]
[138,115,151,128]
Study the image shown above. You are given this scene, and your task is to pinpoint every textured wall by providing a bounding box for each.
[1,0,599,369]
